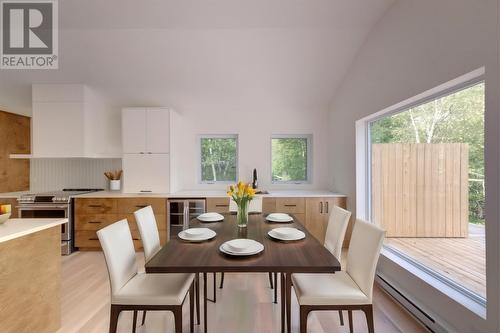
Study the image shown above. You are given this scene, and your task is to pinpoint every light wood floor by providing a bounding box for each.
[385,223,485,298]
[57,251,427,333]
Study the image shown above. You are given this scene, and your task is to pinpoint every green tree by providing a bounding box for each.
[201,138,237,182]
[272,138,308,181]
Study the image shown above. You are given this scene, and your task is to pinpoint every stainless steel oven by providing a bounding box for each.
[17,189,102,255]
[18,203,71,252]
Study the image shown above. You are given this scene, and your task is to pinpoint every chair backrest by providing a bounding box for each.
[97,219,138,295]
[323,205,351,260]
[229,196,263,213]
[134,205,161,262]
[346,219,385,301]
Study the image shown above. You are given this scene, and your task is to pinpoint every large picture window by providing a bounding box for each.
[368,80,486,304]
[199,135,238,183]
[271,135,311,183]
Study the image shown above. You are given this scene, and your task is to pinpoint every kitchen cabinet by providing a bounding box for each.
[206,197,230,213]
[75,198,168,251]
[122,107,170,154]
[305,197,347,244]
[122,154,170,193]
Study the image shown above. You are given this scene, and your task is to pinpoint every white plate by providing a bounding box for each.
[184,227,209,237]
[197,212,224,222]
[225,238,254,253]
[220,240,264,256]
[268,228,305,241]
[178,228,216,242]
[266,213,293,223]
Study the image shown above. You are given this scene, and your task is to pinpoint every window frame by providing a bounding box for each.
[270,134,312,184]
[198,134,239,184]
[355,67,487,314]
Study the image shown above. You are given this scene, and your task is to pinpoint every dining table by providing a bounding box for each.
[145,212,341,333]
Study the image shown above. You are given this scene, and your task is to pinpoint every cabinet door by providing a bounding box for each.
[122,108,147,153]
[305,197,327,243]
[123,154,170,193]
[146,108,170,153]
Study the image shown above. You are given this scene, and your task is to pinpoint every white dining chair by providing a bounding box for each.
[97,219,195,333]
[290,219,385,333]
[135,206,200,326]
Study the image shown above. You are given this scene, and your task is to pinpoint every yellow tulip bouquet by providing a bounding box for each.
[227,181,256,228]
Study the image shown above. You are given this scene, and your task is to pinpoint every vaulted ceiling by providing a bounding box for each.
[0,0,395,115]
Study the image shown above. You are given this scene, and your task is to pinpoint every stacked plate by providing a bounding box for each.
[220,239,264,256]
[266,213,293,223]
[268,227,305,241]
[178,228,216,242]
[197,212,224,222]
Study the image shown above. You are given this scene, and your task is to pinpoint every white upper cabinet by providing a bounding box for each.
[32,84,121,158]
[146,108,170,153]
[122,108,170,154]
[122,154,170,193]
[122,108,147,153]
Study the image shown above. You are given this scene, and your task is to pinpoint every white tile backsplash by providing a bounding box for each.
[30,158,122,192]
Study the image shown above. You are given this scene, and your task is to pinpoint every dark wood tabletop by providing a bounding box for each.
[145,213,341,274]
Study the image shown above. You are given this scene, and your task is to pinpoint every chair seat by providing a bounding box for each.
[292,271,370,306]
[112,273,195,306]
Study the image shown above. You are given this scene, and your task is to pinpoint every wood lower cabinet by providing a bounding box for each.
[206,197,230,213]
[0,197,19,218]
[75,198,168,251]
[305,197,348,245]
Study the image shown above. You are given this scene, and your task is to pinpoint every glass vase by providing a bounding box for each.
[237,200,249,228]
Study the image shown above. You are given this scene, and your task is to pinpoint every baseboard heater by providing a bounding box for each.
[376,274,445,333]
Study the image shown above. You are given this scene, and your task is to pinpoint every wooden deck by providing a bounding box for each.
[385,224,485,298]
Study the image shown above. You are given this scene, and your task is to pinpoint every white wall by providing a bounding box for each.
[171,103,330,191]
[328,0,499,332]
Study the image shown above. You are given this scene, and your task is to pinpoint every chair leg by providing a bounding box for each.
[190,283,195,333]
[273,272,278,304]
[363,305,375,333]
[348,310,354,333]
[339,310,344,326]
[219,272,225,289]
[268,272,274,289]
[109,305,120,333]
[213,272,217,302]
[141,311,147,326]
[286,273,292,333]
[174,306,183,333]
[132,310,137,333]
[299,306,310,333]
[195,274,200,325]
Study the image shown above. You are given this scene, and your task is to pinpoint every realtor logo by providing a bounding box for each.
[1,0,58,69]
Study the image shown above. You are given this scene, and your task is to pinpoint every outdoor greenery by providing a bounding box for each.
[370,82,485,224]
[272,137,308,182]
[200,137,237,182]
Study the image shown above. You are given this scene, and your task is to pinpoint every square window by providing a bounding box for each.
[200,135,238,183]
[271,135,311,183]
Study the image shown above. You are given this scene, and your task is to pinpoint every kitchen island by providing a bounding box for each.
[0,218,67,333]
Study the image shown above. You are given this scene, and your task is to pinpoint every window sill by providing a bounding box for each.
[379,247,486,319]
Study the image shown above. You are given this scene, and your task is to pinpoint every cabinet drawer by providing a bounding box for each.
[276,198,305,214]
[207,197,230,213]
[75,214,122,230]
[75,198,117,214]
[116,198,166,214]
[262,198,276,214]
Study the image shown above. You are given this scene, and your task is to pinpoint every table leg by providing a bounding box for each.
[203,272,207,333]
[286,273,292,333]
[280,273,285,333]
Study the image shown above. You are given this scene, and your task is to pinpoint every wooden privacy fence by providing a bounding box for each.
[372,143,469,238]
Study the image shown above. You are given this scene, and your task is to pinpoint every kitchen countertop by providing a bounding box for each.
[0,191,31,198]
[0,218,68,243]
[75,189,347,198]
